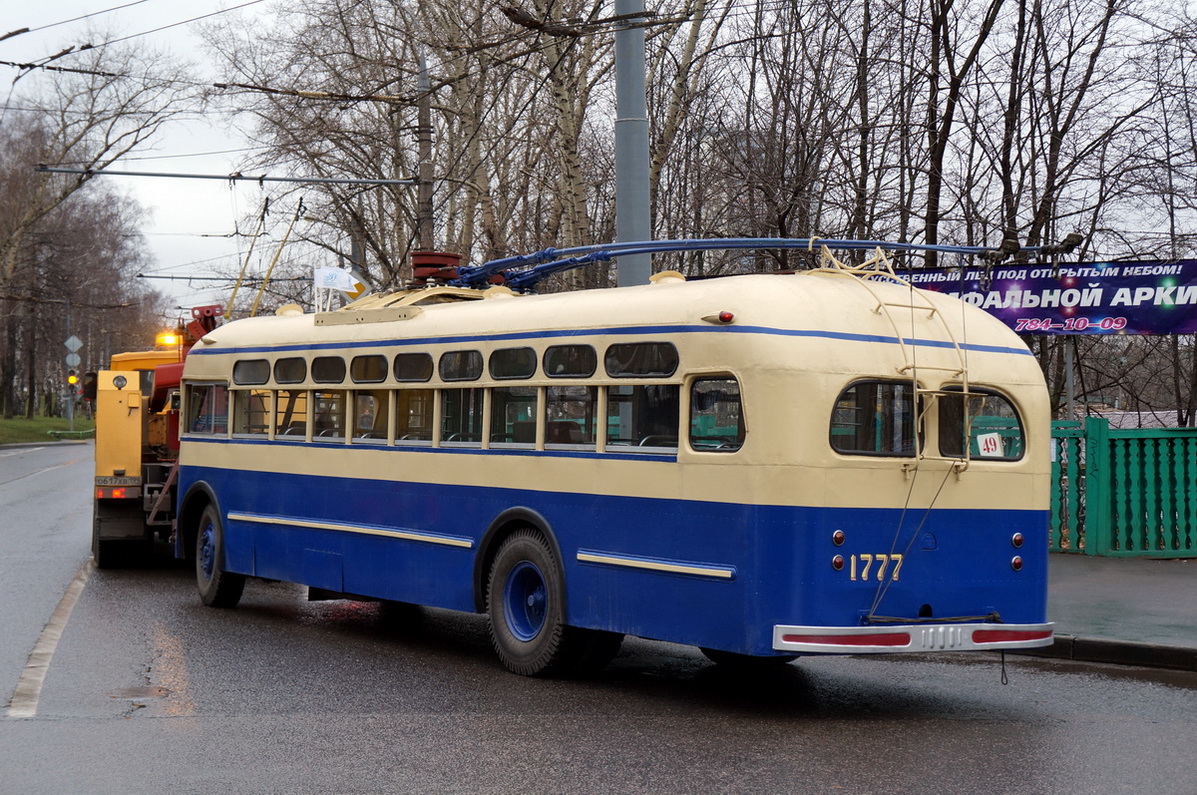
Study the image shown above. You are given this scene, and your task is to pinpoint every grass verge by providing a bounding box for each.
[0,415,96,445]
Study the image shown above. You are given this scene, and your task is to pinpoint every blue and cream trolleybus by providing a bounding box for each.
[175,240,1054,675]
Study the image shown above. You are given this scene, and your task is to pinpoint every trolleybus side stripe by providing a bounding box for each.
[188,323,1033,358]
[576,549,736,580]
[226,511,474,549]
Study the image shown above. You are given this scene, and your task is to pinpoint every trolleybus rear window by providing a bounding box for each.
[939,388,1025,460]
[830,381,916,456]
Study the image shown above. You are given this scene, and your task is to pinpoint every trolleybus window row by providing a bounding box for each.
[191,340,743,453]
[191,371,1024,459]
[188,380,736,452]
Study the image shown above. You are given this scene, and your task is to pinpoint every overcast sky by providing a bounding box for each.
[1,0,289,318]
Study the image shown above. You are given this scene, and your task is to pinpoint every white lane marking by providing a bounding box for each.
[0,461,73,489]
[0,447,44,458]
[6,560,94,719]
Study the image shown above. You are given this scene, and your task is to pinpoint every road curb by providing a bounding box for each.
[1012,633,1197,672]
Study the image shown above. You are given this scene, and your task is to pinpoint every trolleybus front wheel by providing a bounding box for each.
[486,529,622,676]
[196,505,245,608]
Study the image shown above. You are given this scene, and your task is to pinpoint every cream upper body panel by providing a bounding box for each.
[186,272,1041,383]
[182,272,1050,512]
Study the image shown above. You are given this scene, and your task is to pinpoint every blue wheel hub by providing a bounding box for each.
[199,522,216,580]
[504,561,547,642]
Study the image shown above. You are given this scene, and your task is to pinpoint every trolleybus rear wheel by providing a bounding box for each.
[487,528,626,676]
[487,530,569,676]
[196,504,245,608]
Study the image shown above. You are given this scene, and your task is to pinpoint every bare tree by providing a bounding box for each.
[0,40,193,415]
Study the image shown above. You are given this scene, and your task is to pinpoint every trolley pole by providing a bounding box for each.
[613,0,651,286]
[416,55,435,252]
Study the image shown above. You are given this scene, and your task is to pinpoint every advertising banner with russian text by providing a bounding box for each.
[907,260,1197,335]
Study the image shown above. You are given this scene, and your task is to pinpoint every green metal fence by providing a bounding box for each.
[1050,417,1197,557]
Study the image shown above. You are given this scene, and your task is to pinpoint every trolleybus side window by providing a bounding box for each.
[544,344,596,377]
[939,387,1025,460]
[313,390,346,439]
[274,357,307,384]
[604,342,679,377]
[489,347,537,380]
[490,385,537,445]
[607,384,680,449]
[394,352,434,382]
[312,356,346,384]
[830,381,917,456]
[233,389,271,436]
[545,385,597,447]
[352,391,387,443]
[350,355,388,384]
[441,387,483,443]
[690,378,744,452]
[186,383,228,434]
[396,388,434,441]
[232,359,269,385]
[275,389,309,439]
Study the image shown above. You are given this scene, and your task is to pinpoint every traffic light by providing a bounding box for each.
[67,368,78,386]
[82,372,97,401]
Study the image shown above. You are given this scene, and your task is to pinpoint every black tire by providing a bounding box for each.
[92,502,147,569]
[487,530,570,676]
[700,647,798,668]
[92,520,121,570]
[487,528,623,677]
[195,504,245,608]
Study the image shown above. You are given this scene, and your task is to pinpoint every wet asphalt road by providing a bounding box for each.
[3,443,1197,794]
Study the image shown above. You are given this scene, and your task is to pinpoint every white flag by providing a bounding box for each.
[314,266,355,292]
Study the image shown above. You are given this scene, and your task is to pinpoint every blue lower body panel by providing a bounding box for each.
[180,464,1050,656]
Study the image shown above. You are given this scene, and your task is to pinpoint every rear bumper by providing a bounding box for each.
[773,622,1054,654]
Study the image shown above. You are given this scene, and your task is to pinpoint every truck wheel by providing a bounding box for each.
[92,502,142,569]
[92,528,122,570]
[196,505,245,608]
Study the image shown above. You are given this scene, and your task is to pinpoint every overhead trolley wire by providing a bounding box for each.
[3,0,155,40]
